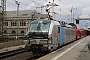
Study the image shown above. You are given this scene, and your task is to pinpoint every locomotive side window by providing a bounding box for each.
[58,27,60,33]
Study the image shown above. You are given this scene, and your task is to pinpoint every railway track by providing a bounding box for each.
[0,38,84,60]
[0,37,27,43]
[0,37,17,43]
[1,50,47,60]
[0,48,25,60]
[0,46,44,60]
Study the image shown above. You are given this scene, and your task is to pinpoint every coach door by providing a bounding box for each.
[57,26,60,46]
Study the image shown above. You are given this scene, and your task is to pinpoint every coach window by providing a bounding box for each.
[58,27,60,33]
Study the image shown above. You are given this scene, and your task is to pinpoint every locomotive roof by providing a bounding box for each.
[31,20,60,25]
[66,24,73,28]
[68,23,76,26]
[31,20,51,24]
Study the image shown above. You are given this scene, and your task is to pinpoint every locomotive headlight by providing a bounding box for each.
[48,37,52,44]
[27,38,32,43]
[27,40,30,43]
[48,40,51,44]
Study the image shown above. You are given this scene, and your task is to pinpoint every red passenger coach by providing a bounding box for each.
[68,23,81,39]
[79,29,87,37]
[75,26,81,39]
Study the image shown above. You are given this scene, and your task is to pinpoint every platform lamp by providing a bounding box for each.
[15,1,20,40]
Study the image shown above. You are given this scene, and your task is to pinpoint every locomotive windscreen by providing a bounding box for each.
[30,20,51,32]
[28,20,51,39]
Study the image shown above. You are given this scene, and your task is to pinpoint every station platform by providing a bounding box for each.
[37,36,90,60]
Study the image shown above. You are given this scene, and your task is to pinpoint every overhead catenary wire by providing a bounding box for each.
[44,0,51,3]
[12,0,36,9]
[43,0,70,19]
[53,5,70,17]
[6,1,16,6]
[6,0,71,20]
[44,0,60,3]
[31,0,48,13]
[32,0,42,6]
[6,1,24,9]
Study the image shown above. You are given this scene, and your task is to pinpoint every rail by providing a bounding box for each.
[0,48,25,59]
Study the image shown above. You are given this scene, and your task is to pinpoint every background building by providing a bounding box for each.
[3,10,47,38]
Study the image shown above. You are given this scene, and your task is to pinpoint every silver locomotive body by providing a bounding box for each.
[25,20,61,52]
[25,20,76,52]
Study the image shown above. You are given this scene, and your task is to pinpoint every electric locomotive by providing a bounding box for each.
[25,19,76,52]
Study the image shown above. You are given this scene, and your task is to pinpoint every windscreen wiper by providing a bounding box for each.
[37,23,44,38]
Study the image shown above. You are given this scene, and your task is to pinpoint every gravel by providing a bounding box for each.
[0,40,27,49]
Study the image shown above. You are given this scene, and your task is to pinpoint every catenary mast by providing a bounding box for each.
[1,0,6,36]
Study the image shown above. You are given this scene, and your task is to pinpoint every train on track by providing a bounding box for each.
[25,19,87,53]
[68,23,87,39]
